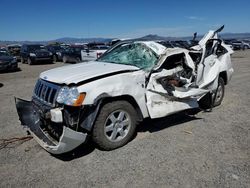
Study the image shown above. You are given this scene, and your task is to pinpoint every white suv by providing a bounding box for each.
[16,28,234,154]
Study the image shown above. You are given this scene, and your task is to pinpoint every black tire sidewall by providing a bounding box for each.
[76,57,81,63]
[53,55,57,62]
[92,101,138,150]
[21,57,24,63]
[27,57,33,65]
[63,56,67,63]
[214,77,225,106]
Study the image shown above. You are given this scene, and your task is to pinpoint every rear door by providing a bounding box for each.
[145,51,208,119]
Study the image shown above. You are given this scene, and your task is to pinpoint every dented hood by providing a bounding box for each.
[40,61,139,85]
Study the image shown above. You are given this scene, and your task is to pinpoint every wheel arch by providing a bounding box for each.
[219,71,228,85]
[79,94,144,132]
[100,95,144,122]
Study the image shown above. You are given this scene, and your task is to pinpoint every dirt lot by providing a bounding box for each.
[0,51,249,188]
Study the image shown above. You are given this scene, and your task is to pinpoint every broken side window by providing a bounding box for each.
[189,52,202,72]
[216,44,228,57]
[160,53,193,79]
[153,53,195,96]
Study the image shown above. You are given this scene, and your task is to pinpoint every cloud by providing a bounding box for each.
[186,16,205,21]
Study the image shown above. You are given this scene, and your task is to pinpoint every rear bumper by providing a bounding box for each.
[15,98,87,154]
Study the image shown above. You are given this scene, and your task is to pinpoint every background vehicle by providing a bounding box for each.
[157,40,191,49]
[170,40,191,49]
[224,39,250,50]
[157,41,174,48]
[242,40,250,49]
[46,45,66,62]
[61,45,85,63]
[7,44,21,61]
[81,45,109,62]
[0,50,18,71]
[231,40,243,50]
[20,44,53,65]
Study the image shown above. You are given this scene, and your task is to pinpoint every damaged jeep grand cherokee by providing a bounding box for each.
[15,26,234,154]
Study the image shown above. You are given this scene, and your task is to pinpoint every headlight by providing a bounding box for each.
[49,52,53,56]
[30,53,36,57]
[56,52,61,56]
[11,57,16,63]
[56,86,86,106]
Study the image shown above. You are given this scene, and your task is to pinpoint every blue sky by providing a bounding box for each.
[1,0,250,41]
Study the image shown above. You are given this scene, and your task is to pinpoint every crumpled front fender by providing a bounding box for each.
[15,97,88,154]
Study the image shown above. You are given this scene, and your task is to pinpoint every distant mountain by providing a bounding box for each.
[137,34,181,41]
[1,32,250,46]
[137,33,250,41]
[52,37,113,44]
[0,37,114,46]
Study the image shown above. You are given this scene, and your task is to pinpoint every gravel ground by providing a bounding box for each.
[0,51,249,188]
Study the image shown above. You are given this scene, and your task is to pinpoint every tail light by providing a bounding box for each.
[97,52,103,58]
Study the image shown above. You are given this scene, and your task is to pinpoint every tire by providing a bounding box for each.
[92,101,138,150]
[62,56,67,63]
[76,57,81,63]
[53,55,57,62]
[20,57,25,64]
[213,77,225,106]
[27,57,33,65]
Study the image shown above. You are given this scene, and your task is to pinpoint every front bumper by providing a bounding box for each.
[0,62,18,71]
[15,98,87,154]
[30,56,52,62]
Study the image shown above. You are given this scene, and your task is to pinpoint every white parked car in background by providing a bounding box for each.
[81,45,109,62]
[16,26,233,154]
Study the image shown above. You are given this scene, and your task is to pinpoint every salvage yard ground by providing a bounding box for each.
[0,50,249,187]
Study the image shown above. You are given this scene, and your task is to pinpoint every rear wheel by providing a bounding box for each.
[92,101,138,150]
[27,57,33,65]
[213,77,225,106]
[53,55,57,62]
[62,56,67,63]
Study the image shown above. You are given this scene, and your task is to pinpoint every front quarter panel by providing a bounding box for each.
[77,70,149,118]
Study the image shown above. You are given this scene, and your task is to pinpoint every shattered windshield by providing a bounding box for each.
[98,43,158,69]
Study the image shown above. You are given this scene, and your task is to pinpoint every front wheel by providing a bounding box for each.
[27,57,33,65]
[92,101,138,150]
[213,77,225,106]
[76,57,81,63]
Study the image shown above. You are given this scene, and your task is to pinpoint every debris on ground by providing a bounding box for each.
[0,136,33,149]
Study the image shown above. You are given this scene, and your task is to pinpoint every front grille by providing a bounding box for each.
[36,52,49,57]
[33,79,61,107]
